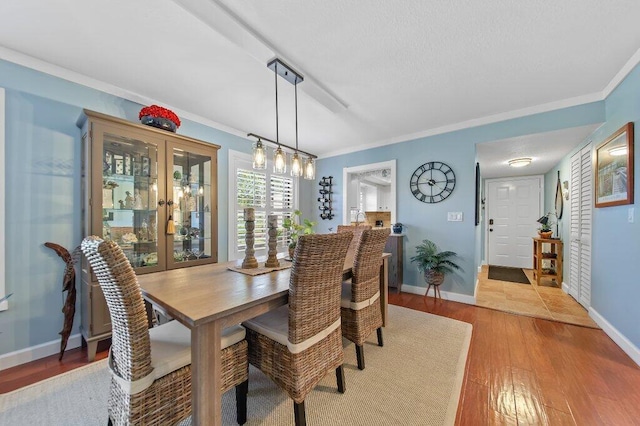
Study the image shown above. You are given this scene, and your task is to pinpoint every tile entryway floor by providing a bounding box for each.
[475,265,599,328]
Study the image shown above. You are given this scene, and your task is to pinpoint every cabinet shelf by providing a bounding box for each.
[532,238,563,286]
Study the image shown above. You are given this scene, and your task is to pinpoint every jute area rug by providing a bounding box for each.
[0,305,472,425]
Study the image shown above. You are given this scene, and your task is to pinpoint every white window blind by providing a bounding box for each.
[229,150,297,260]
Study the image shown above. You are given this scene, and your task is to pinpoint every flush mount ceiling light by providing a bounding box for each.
[249,58,316,180]
[608,146,627,156]
[508,157,532,167]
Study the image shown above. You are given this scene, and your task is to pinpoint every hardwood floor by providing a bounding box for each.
[2,294,640,425]
[390,292,640,425]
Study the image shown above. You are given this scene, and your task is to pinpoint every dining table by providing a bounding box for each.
[137,251,390,426]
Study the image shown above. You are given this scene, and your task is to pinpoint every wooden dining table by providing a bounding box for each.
[137,252,390,426]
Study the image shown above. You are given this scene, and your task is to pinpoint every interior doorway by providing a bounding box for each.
[485,176,543,268]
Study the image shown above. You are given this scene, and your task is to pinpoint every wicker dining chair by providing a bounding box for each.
[340,228,390,370]
[337,224,372,253]
[243,232,353,426]
[80,236,249,426]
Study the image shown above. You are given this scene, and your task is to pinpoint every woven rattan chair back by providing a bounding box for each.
[337,224,372,253]
[288,232,353,345]
[81,236,152,382]
[351,228,391,302]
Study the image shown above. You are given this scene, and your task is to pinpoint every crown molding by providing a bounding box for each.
[320,91,603,159]
[0,45,247,140]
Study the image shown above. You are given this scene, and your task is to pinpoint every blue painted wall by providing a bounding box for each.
[316,103,605,297]
[548,63,640,349]
[0,59,258,356]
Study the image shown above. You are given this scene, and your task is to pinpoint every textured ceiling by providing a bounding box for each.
[0,0,638,163]
[476,124,602,179]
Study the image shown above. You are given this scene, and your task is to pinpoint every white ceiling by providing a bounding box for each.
[0,0,639,162]
[476,124,601,179]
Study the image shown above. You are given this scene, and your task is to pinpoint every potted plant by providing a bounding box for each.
[538,222,553,239]
[410,239,462,286]
[282,210,316,258]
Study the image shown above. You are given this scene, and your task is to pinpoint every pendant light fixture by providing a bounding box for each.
[273,145,287,173]
[252,138,266,169]
[249,58,317,179]
[303,157,315,180]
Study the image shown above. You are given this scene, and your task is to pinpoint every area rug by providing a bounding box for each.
[488,265,531,284]
[0,305,472,425]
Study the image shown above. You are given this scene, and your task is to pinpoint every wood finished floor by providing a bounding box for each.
[2,295,639,425]
[476,265,598,328]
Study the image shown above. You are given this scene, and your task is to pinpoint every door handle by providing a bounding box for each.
[489,228,493,232]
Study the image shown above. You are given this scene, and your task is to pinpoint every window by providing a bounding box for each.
[229,150,297,260]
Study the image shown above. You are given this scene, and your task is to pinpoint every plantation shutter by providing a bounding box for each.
[229,150,298,260]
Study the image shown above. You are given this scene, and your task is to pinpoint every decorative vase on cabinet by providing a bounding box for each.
[77,109,220,360]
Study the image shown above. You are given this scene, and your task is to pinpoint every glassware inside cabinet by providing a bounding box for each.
[102,133,159,269]
[170,147,212,263]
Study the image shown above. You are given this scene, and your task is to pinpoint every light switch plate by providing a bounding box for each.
[629,207,634,223]
[447,212,463,222]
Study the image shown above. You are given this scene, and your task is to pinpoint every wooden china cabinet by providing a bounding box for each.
[77,109,220,360]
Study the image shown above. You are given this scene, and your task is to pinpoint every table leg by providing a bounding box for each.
[380,257,389,326]
[192,320,222,425]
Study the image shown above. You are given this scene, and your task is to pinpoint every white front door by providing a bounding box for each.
[486,176,543,268]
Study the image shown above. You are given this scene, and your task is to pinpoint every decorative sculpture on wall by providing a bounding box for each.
[44,242,80,360]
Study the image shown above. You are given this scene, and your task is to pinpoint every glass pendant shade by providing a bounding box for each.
[273,146,287,174]
[253,140,266,169]
[303,157,315,180]
[291,152,302,177]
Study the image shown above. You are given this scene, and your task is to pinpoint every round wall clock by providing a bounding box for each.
[410,161,456,203]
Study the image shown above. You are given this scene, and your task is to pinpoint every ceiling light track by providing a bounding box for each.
[250,58,316,179]
[247,133,317,159]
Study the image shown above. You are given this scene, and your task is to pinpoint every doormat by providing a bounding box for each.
[488,266,531,284]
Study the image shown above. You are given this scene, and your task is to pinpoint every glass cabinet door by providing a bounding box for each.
[97,126,165,272]
[167,141,216,268]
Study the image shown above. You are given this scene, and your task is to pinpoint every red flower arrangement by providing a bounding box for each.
[139,105,181,128]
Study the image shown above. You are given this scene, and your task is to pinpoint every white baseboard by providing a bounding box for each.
[0,333,82,371]
[561,281,569,293]
[589,308,640,367]
[401,284,476,305]
[474,278,479,298]
[477,266,482,273]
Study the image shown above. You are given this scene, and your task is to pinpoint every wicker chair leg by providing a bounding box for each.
[377,327,384,347]
[107,418,113,426]
[336,365,346,393]
[236,379,249,425]
[356,344,365,370]
[294,400,306,426]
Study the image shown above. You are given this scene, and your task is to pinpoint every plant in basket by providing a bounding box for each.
[139,105,181,132]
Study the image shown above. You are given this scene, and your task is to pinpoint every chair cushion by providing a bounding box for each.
[149,321,246,379]
[110,321,246,395]
[243,305,290,347]
[244,305,341,354]
[340,281,380,311]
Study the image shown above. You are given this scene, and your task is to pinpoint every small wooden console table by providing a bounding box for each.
[532,237,563,286]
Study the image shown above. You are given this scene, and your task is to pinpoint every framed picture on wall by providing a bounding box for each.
[595,122,634,208]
